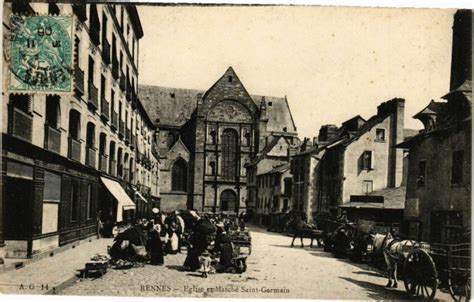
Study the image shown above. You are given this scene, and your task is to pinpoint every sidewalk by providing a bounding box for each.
[0,238,113,295]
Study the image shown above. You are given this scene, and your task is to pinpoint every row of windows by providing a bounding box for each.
[8,95,154,182]
[208,130,252,146]
[417,150,464,187]
[257,174,280,188]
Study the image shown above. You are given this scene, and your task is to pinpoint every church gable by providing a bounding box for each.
[207,99,253,123]
[164,137,191,170]
[200,67,258,118]
[266,136,291,157]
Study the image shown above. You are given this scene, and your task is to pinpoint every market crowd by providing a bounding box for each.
[106,209,248,274]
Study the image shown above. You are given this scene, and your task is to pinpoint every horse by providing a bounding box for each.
[290,220,322,248]
[371,232,415,288]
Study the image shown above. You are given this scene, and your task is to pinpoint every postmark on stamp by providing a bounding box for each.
[9,14,73,93]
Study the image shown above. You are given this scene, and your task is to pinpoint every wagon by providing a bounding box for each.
[402,241,471,301]
[229,228,252,255]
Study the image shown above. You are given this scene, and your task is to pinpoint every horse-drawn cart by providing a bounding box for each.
[229,228,252,255]
[402,242,471,301]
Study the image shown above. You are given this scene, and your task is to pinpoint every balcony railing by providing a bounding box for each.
[99,154,107,172]
[68,137,81,162]
[109,159,116,176]
[100,97,110,121]
[88,82,98,109]
[119,120,124,138]
[112,56,119,79]
[9,106,33,142]
[74,65,85,97]
[119,72,126,91]
[101,39,111,65]
[44,124,61,154]
[86,147,96,168]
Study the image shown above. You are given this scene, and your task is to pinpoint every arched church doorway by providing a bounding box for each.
[220,189,237,212]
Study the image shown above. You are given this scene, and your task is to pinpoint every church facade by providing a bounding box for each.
[139,67,298,212]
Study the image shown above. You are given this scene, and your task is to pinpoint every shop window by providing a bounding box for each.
[70,181,79,221]
[43,171,61,203]
[86,183,93,220]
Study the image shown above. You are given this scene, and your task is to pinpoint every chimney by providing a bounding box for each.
[197,93,203,105]
[318,125,338,142]
[377,98,405,116]
[450,9,472,91]
[380,98,405,188]
[312,136,318,147]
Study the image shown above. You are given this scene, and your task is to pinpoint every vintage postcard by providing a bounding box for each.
[0,1,472,301]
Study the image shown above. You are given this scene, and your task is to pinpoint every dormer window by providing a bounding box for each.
[170,92,175,98]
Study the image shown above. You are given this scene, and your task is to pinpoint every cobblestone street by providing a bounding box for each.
[59,227,452,300]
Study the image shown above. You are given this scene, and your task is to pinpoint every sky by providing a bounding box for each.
[136,5,456,139]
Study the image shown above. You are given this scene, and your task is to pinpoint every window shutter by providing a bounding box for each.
[370,151,375,170]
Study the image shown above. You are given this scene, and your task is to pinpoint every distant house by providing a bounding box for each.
[246,136,299,224]
[292,98,411,229]
[396,9,471,243]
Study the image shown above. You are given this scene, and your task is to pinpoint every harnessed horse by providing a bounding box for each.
[372,233,415,288]
[290,221,321,248]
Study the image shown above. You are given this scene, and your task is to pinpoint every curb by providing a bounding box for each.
[45,275,80,295]
[0,236,99,275]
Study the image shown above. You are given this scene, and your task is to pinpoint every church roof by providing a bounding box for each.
[138,68,297,133]
[138,85,203,128]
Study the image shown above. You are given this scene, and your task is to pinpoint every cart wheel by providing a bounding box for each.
[404,249,438,300]
[448,271,470,302]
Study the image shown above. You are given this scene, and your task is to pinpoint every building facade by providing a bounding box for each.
[254,163,293,227]
[139,67,298,213]
[1,2,159,259]
[398,9,472,243]
[291,98,410,226]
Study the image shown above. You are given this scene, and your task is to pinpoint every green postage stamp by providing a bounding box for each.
[9,14,73,93]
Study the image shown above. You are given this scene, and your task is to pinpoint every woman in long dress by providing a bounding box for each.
[166,221,180,254]
[147,223,164,265]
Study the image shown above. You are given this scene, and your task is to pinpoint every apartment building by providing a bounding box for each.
[1,2,159,259]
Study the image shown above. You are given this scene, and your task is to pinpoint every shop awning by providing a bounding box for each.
[134,190,149,204]
[101,177,135,222]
